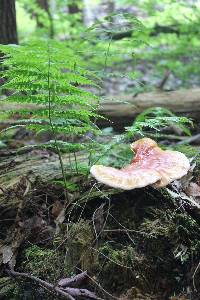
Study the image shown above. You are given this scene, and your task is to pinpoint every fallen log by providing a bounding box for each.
[98,88,200,127]
[111,24,181,40]
[1,88,200,129]
[0,150,86,195]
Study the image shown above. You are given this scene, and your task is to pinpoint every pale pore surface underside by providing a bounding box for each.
[90,165,161,190]
[90,139,190,190]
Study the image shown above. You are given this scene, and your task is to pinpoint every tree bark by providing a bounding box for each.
[37,0,49,11]
[68,0,81,14]
[0,0,18,44]
[36,0,54,38]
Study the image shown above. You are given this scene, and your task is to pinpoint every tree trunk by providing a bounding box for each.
[83,0,114,26]
[0,0,18,44]
[37,0,49,11]
[36,0,54,38]
[68,0,80,14]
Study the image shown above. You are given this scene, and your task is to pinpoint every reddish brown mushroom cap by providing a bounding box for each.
[90,138,190,190]
[130,138,190,187]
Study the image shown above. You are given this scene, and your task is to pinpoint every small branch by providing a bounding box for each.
[111,24,181,41]
[177,133,200,145]
[104,228,146,234]
[103,228,153,240]
[0,120,49,127]
[192,261,200,291]
[76,267,118,300]
[5,268,75,300]
[64,288,99,299]
[156,69,170,90]
[58,271,88,288]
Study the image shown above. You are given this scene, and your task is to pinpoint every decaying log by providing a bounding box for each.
[111,24,183,40]
[0,150,86,194]
[0,149,119,208]
[98,88,200,127]
[1,88,200,129]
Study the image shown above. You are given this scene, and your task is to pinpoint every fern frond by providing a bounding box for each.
[125,107,192,138]
[0,39,101,155]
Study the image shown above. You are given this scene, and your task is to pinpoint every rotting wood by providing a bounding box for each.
[98,88,200,127]
[1,88,200,128]
[0,150,86,194]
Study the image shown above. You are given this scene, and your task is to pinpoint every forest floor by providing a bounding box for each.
[1,2,200,298]
[0,120,200,300]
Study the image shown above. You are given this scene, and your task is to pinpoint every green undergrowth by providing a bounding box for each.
[171,144,200,160]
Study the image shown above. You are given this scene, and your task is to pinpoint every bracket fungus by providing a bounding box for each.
[90,138,190,190]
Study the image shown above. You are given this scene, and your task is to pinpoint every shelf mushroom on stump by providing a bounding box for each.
[90,138,190,190]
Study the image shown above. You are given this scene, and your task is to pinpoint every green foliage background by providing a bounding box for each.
[15,0,200,90]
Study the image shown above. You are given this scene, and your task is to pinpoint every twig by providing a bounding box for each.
[92,185,111,243]
[90,247,132,269]
[104,36,113,72]
[156,69,171,90]
[177,133,200,145]
[5,268,75,300]
[104,228,147,234]
[63,287,99,299]
[109,213,152,237]
[0,186,5,193]
[76,267,118,300]
[58,271,88,288]
[192,261,200,291]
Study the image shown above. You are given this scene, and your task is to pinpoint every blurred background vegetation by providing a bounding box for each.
[12,0,200,93]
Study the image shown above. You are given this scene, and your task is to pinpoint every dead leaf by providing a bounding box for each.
[179,162,196,189]
[1,245,13,264]
[186,182,200,198]
[55,207,66,234]
[166,188,200,209]
[51,200,64,219]
[92,203,105,239]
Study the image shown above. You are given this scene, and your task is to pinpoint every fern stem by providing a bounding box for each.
[73,151,79,175]
[104,35,113,72]
[47,44,69,204]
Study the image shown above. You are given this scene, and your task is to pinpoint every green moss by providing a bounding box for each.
[62,219,96,272]
[98,243,137,293]
[21,245,67,282]
[171,144,200,169]
[0,277,21,300]
[171,144,200,159]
